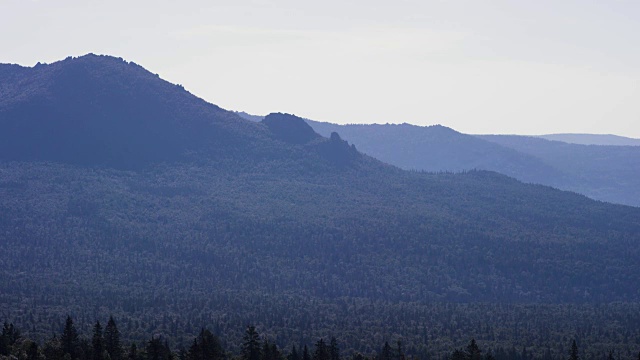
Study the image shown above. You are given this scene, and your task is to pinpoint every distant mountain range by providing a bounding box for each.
[2,55,640,354]
[478,134,640,206]
[236,114,639,207]
[235,112,640,147]
[537,133,640,146]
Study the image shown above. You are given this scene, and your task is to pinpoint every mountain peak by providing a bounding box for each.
[262,112,321,144]
[0,54,260,168]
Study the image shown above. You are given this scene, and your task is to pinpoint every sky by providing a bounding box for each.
[1,0,639,137]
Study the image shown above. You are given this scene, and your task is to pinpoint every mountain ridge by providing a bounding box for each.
[264,117,639,207]
[0,54,368,172]
[537,133,640,146]
[1,54,640,355]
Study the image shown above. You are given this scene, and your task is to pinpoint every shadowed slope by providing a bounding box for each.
[0,54,267,168]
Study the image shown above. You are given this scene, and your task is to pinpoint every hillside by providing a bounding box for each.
[1,55,640,356]
[0,56,260,168]
[479,135,640,207]
[294,120,639,207]
[306,121,572,185]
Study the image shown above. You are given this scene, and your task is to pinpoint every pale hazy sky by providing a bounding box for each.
[2,0,639,137]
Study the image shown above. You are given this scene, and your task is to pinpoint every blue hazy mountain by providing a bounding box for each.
[2,55,640,354]
[537,133,640,146]
[479,134,640,207]
[265,118,639,207]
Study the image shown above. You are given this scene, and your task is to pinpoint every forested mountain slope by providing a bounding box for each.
[305,121,570,185]
[1,55,640,356]
[479,135,640,207]
[298,120,640,207]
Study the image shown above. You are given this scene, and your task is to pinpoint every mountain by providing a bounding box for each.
[537,133,640,146]
[478,135,640,207]
[295,120,640,207]
[234,110,265,123]
[0,55,252,168]
[0,55,365,174]
[306,121,574,184]
[1,55,640,355]
[237,114,574,188]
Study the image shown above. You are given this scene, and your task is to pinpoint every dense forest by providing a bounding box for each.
[2,317,639,360]
[1,55,640,360]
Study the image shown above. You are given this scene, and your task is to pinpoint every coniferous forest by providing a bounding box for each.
[2,317,639,360]
[1,55,640,360]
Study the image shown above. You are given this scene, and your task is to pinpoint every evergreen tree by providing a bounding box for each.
[0,324,7,356]
[450,349,466,360]
[607,350,615,360]
[329,337,340,360]
[466,339,481,360]
[187,329,223,360]
[263,340,272,360]
[271,343,281,360]
[188,339,200,360]
[178,346,187,360]
[302,345,311,360]
[93,321,105,360]
[61,316,79,359]
[380,342,392,360]
[242,326,261,360]
[105,316,122,360]
[44,334,64,360]
[484,351,495,360]
[127,343,138,360]
[146,337,165,360]
[27,341,39,360]
[146,338,173,360]
[1,322,21,356]
[569,340,579,360]
[395,340,404,360]
[287,345,300,360]
[260,340,280,360]
[313,339,330,360]
[79,338,92,360]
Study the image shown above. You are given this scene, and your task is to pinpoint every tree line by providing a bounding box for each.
[2,318,640,360]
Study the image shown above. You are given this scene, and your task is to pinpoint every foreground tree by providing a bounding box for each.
[466,339,481,360]
[187,329,223,360]
[146,337,172,360]
[242,326,261,360]
[128,343,139,360]
[61,316,79,359]
[569,340,579,360]
[450,349,466,360]
[287,345,300,360]
[395,341,404,360]
[380,342,392,360]
[26,340,39,360]
[261,339,281,360]
[302,345,311,360]
[1,322,22,356]
[313,339,329,360]
[105,316,122,360]
[92,321,104,360]
[329,337,340,360]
